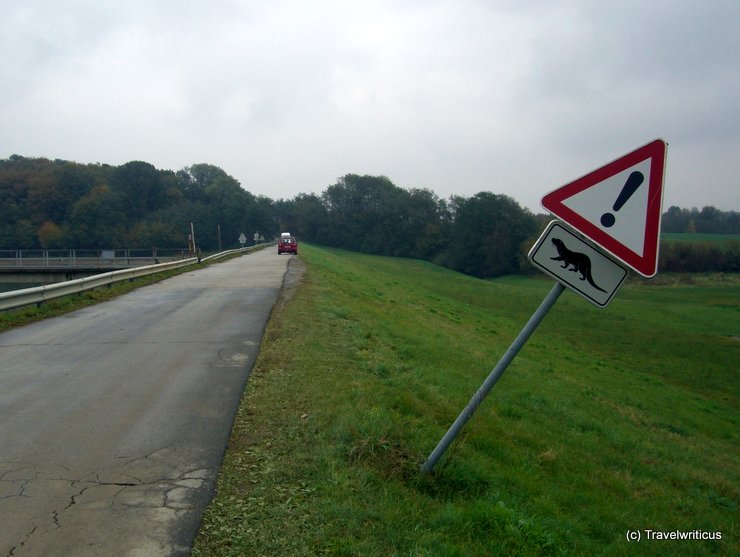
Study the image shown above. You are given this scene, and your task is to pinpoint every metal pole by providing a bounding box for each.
[421,281,565,473]
[190,222,197,253]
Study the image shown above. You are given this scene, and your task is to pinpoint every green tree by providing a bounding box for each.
[661,206,690,233]
[15,220,38,249]
[446,192,537,278]
[111,161,167,219]
[38,221,66,249]
[322,174,412,254]
[274,194,329,244]
[404,188,450,259]
[130,220,186,249]
[66,185,128,247]
[245,195,278,243]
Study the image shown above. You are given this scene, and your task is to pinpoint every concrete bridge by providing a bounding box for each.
[0,249,193,284]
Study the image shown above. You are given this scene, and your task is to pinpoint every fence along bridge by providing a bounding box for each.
[0,249,193,283]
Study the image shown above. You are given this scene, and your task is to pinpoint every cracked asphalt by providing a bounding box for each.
[0,249,290,556]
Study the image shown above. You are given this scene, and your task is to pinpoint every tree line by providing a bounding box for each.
[661,205,739,234]
[274,174,538,277]
[1,155,737,276]
[658,204,739,273]
[0,156,275,253]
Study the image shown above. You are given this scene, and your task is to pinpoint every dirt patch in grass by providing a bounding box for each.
[276,256,306,307]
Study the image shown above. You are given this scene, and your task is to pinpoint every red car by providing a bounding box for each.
[278,234,298,255]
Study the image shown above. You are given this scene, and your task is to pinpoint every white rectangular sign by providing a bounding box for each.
[528,221,628,307]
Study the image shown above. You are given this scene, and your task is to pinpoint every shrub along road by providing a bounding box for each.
[0,248,289,556]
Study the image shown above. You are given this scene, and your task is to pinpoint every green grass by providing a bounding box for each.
[193,244,739,556]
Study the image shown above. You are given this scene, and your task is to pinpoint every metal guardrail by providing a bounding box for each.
[0,245,267,312]
[200,247,252,263]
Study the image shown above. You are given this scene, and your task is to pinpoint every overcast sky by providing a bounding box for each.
[2,0,738,213]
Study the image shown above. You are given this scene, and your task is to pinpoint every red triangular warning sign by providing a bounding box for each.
[541,139,668,277]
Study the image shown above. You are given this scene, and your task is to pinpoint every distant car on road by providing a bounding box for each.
[278,233,298,255]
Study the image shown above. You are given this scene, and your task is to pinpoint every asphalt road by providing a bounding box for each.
[0,249,290,556]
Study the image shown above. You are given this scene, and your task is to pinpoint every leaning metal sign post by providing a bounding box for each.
[420,280,566,473]
[421,139,667,473]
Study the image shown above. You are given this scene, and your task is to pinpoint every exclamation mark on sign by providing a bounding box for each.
[600,171,645,228]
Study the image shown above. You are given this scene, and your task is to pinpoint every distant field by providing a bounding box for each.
[194,245,739,556]
[662,232,740,244]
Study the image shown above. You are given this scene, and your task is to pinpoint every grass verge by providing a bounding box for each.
[196,244,738,556]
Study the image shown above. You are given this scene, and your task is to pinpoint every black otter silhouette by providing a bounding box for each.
[551,238,607,293]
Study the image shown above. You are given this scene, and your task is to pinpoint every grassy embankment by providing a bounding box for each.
[193,244,738,556]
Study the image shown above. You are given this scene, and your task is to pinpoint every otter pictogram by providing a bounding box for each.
[551,238,607,292]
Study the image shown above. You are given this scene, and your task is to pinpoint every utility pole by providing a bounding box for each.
[190,222,201,263]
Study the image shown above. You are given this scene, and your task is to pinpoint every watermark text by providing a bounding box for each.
[626,529,722,543]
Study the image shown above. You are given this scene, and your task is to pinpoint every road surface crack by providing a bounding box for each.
[2,460,214,555]
[6,525,37,557]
